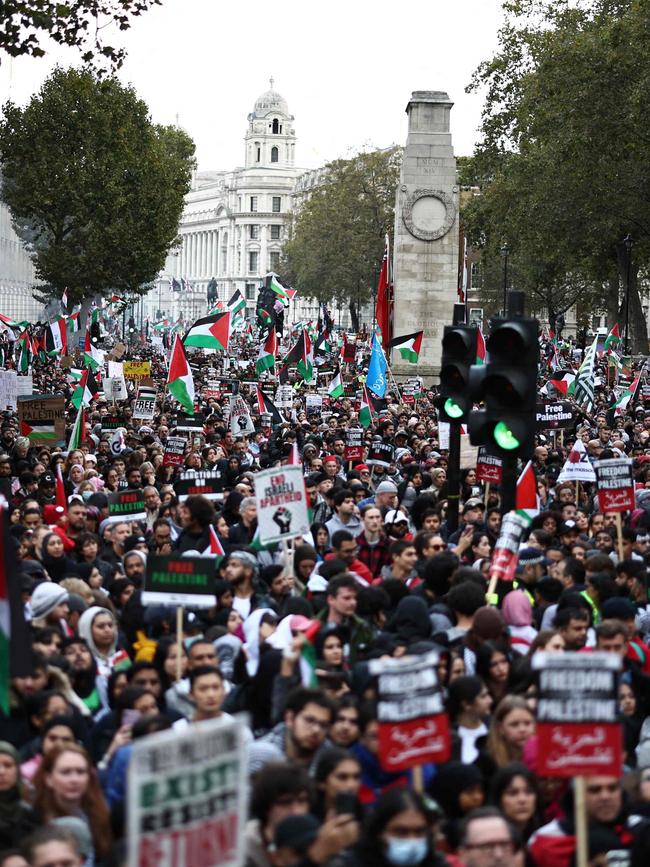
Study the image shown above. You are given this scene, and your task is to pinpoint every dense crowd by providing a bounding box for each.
[0,334,649,867]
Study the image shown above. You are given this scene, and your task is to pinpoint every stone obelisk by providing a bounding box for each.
[391,91,459,381]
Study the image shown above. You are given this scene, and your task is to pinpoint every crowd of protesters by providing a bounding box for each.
[0,329,649,867]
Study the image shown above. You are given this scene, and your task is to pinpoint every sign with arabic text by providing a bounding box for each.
[476,447,502,484]
[594,458,635,513]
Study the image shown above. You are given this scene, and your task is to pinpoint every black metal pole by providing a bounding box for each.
[624,235,633,356]
[447,422,461,534]
[500,456,518,515]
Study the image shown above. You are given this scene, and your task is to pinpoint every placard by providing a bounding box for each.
[133,385,157,421]
[345,428,364,462]
[142,553,217,607]
[104,376,128,402]
[123,360,152,379]
[17,396,66,445]
[557,440,597,483]
[256,465,310,544]
[163,436,186,467]
[368,651,450,772]
[176,413,205,433]
[229,396,255,437]
[367,441,395,468]
[305,394,323,416]
[175,471,224,502]
[101,415,122,431]
[476,447,502,484]
[107,489,146,524]
[594,458,635,513]
[490,512,530,582]
[536,400,575,430]
[532,651,622,777]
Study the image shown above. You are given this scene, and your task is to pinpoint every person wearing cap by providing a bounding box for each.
[514,548,546,605]
[357,479,398,513]
[383,509,413,542]
[29,583,70,636]
[322,455,344,490]
[446,498,486,546]
[36,472,57,507]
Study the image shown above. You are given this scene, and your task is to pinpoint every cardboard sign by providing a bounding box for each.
[367,441,395,468]
[368,651,450,772]
[532,651,622,777]
[107,489,146,524]
[175,471,224,502]
[176,413,204,433]
[133,385,157,421]
[127,716,247,867]
[17,396,66,445]
[142,554,217,607]
[123,360,151,379]
[490,512,530,582]
[256,465,310,544]
[0,370,18,410]
[163,436,186,467]
[476,447,502,484]
[536,400,575,430]
[345,428,364,462]
[595,458,635,513]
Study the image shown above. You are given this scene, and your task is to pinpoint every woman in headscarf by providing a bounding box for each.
[78,606,130,681]
[502,589,538,654]
[387,596,432,647]
[38,532,77,584]
[0,741,37,850]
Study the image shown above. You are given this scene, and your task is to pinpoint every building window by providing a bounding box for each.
[237,197,241,212]
[249,224,259,240]
[269,251,280,271]
[270,224,281,240]
[256,147,261,162]
[271,146,279,163]
[470,261,483,289]
[245,283,256,300]
[250,196,258,212]
[272,118,279,134]
[248,251,258,273]
[272,196,281,213]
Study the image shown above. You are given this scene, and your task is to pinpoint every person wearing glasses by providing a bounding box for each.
[458,807,518,867]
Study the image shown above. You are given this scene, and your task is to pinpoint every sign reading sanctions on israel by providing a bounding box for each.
[255,465,310,545]
[532,651,622,777]
[127,716,248,867]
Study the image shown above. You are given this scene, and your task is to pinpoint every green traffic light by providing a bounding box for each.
[494,421,520,450]
[444,397,464,420]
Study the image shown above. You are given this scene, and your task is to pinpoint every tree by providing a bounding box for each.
[282,147,402,329]
[1,1,161,69]
[0,67,195,312]
[464,0,650,351]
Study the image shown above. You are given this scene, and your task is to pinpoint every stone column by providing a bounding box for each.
[391,91,459,381]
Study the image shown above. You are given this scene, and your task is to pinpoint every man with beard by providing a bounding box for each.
[257,687,333,770]
[64,499,88,542]
[122,549,146,585]
[61,637,103,716]
[223,550,270,618]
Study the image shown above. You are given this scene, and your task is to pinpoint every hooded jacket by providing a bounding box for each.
[78,606,130,678]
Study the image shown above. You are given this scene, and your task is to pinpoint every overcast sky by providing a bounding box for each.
[0,0,505,171]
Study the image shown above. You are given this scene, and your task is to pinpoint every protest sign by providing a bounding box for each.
[104,376,128,402]
[0,371,18,410]
[345,428,364,462]
[557,440,596,483]
[490,512,530,583]
[229,396,255,436]
[476,447,503,485]
[17,396,65,445]
[163,436,187,467]
[532,651,622,777]
[123,360,152,379]
[275,384,293,408]
[175,471,224,502]
[305,394,323,416]
[368,651,450,772]
[127,716,247,867]
[536,400,575,430]
[101,415,122,432]
[367,441,395,468]
[133,385,157,420]
[256,465,310,544]
[594,458,635,513]
[176,413,204,433]
[142,554,217,607]
[107,489,146,524]
[460,432,478,469]
[438,422,450,450]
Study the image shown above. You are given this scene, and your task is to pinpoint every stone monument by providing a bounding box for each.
[391,91,459,381]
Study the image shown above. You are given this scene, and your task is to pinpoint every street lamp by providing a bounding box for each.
[500,243,510,316]
[623,234,633,356]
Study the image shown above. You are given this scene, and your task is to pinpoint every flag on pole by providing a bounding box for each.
[515,461,539,525]
[388,331,423,364]
[167,335,195,415]
[67,407,86,451]
[604,323,621,353]
[208,525,225,558]
[72,369,98,409]
[83,331,103,371]
[256,386,285,426]
[61,288,69,311]
[544,369,576,397]
[359,385,373,429]
[268,273,296,305]
[375,235,391,344]
[573,336,598,410]
[255,327,277,376]
[46,319,67,355]
[328,367,344,399]
[55,463,67,511]
[227,289,247,318]
[614,374,641,416]
[290,330,313,383]
[367,332,388,397]
[183,312,230,351]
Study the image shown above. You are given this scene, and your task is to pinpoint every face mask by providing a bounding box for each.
[82,490,93,501]
[385,837,428,867]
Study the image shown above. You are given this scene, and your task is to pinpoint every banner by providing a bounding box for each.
[476,447,502,484]
[368,651,450,772]
[123,360,152,379]
[127,716,247,867]
[175,471,224,502]
[367,441,395,468]
[490,512,529,582]
[256,465,310,544]
[142,553,218,607]
[107,489,146,524]
[536,400,575,430]
[594,458,635,513]
[17,396,66,445]
[133,385,157,421]
[163,436,187,467]
[532,651,622,777]
[345,428,364,462]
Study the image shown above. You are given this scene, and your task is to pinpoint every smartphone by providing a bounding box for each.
[122,709,141,728]
[334,792,358,816]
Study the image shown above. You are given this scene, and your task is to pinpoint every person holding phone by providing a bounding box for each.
[314,747,362,822]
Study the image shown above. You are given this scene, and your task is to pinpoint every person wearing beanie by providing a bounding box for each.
[0,740,38,850]
[223,550,272,620]
[29,583,71,638]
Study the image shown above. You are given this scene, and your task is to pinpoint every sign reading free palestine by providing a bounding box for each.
[142,554,217,607]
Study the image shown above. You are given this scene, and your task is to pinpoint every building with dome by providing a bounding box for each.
[148,81,317,326]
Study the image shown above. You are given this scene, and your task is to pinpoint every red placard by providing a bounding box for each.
[595,458,635,513]
[378,715,450,772]
[597,486,635,513]
[536,722,622,777]
[345,446,364,462]
[476,448,503,484]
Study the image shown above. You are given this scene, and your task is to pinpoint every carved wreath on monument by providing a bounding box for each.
[402,187,457,241]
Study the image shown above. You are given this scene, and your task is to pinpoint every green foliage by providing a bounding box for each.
[464,0,650,350]
[1,1,161,69]
[0,67,195,307]
[282,147,402,319]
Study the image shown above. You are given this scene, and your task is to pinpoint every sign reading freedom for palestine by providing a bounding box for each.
[142,554,217,607]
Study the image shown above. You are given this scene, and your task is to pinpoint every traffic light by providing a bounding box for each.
[436,324,477,423]
[90,320,101,343]
[468,317,539,458]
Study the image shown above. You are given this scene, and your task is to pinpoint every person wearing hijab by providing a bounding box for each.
[38,532,77,584]
[502,589,538,653]
[428,761,485,851]
[0,741,37,850]
[78,606,131,682]
[387,596,433,647]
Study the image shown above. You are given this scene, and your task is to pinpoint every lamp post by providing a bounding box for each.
[500,243,510,316]
[623,234,633,356]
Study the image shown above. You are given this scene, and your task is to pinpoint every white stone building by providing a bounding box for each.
[0,201,44,322]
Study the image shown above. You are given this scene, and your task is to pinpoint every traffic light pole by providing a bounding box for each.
[447,422,461,534]
[500,456,518,515]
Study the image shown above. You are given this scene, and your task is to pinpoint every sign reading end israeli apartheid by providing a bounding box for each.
[594,458,635,513]
[127,716,247,867]
[255,465,310,544]
[142,554,217,607]
[368,650,450,772]
[107,489,146,524]
[532,651,622,777]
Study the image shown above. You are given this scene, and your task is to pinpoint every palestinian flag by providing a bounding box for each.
[183,312,230,351]
[296,330,313,383]
[256,386,285,426]
[476,327,486,365]
[167,335,195,415]
[83,331,103,371]
[0,502,32,714]
[314,331,332,356]
[604,323,621,353]
[19,420,58,442]
[359,385,373,429]
[545,370,576,397]
[16,331,30,373]
[515,461,539,525]
[258,308,273,329]
[297,618,321,687]
[287,442,301,466]
[67,312,80,332]
[67,407,86,451]
[256,327,277,376]
[46,319,67,355]
[72,368,99,409]
[328,367,344,399]
[227,289,247,318]
[277,361,290,385]
[388,331,423,364]
[202,525,226,562]
[614,374,641,416]
[268,273,296,304]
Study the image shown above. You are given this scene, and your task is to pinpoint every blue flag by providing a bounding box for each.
[367,332,388,397]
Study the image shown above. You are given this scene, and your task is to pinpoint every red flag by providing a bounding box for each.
[209,525,225,557]
[375,236,391,344]
[55,463,67,512]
